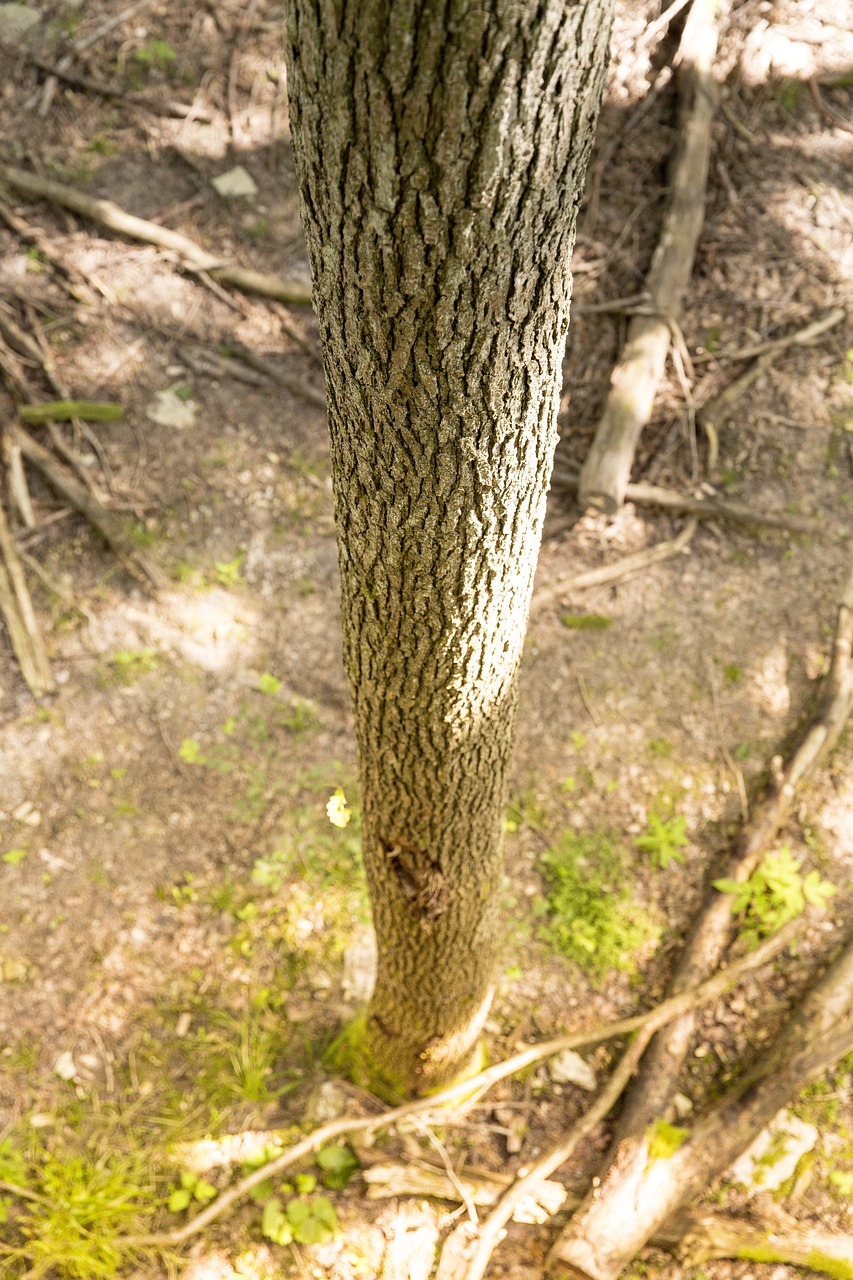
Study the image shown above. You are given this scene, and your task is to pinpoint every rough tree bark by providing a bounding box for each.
[283,0,612,1095]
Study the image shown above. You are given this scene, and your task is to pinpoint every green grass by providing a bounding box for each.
[535,829,660,984]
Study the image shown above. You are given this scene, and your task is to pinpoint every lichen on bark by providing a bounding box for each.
[284,0,612,1094]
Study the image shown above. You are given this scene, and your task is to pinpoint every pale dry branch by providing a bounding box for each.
[578,0,724,511]
[551,467,828,535]
[13,426,167,593]
[549,932,853,1279]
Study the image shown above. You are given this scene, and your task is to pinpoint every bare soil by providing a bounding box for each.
[0,2,851,1279]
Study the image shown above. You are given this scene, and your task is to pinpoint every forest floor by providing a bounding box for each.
[0,1,851,1279]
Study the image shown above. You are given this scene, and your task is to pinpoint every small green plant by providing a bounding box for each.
[135,38,176,71]
[258,672,282,695]
[722,663,743,684]
[261,1192,338,1247]
[535,830,659,984]
[106,648,158,683]
[179,738,206,764]
[316,1144,359,1189]
[5,1150,148,1278]
[636,814,688,869]
[714,846,836,945]
[2,848,27,866]
[215,554,244,587]
[168,1169,218,1212]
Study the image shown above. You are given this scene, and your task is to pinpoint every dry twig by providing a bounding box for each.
[531,517,698,612]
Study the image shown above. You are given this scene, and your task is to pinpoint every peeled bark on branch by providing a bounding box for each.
[578,0,722,512]
[548,932,853,1279]
[548,560,853,1278]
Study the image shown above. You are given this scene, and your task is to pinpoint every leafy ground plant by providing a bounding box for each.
[713,845,836,946]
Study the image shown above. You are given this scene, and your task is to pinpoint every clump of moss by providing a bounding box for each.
[535,829,660,985]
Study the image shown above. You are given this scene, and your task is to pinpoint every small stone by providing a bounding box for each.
[212,165,258,199]
[728,1109,818,1193]
[54,1050,77,1080]
[548,1050,597,1091]
[305,1080,347,1124]
[146,389,197,430]
[0,5,40,42]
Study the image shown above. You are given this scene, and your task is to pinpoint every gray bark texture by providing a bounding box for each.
[283,0,612,1095]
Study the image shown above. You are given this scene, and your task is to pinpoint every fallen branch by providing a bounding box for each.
[551,467,828,535]
[548,560,853,1279]
[109,926,795,1251]
[548,930,853,1279]
[13,426,167,593]
[0,166,312,307]
[0,498,54,696]
[693,305,846,364]
[21,49,213,121]
[531,517,698,612]
[578,0,723,512]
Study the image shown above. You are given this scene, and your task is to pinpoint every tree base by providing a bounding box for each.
[325,1013,490,1103]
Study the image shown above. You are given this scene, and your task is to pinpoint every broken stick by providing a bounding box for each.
[0,165,312,307]
[578,0,723,512]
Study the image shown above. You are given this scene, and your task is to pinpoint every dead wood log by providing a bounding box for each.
[0,166,312,307]
[577,0,723,513]
[547,560,853,1279]
[13,426,167,594]
[548,932,853,1279]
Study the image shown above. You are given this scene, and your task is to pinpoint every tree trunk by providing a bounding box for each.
[283,0,612,1095]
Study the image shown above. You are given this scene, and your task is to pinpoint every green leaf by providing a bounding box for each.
[178,738,205,764]
[193,1179,218,1203]
[295,1173,317,1195]
[713,877,742,895]
[286,1198,310,1226]
[179,1170,198,1189]
[168,1186,193,1212]
[318,1144,359,1189]
[294,1215,334,1245]
[249,1178,274,1203]
[802,870,837,908]
[258,672,282,695]
[262,1197,293,1245]
[310,1195,338,1228]
[2,849,27,866]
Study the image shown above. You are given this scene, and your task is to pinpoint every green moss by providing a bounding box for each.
[560,613,612,631]
[536,829,660,984]
[646,1119,689,1161]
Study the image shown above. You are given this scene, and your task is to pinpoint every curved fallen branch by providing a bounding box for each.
[109,926,795,1251]
[578,0,723,512]
[0,166,312,307]
[548,561,853,1279]
[532,517,697,612]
